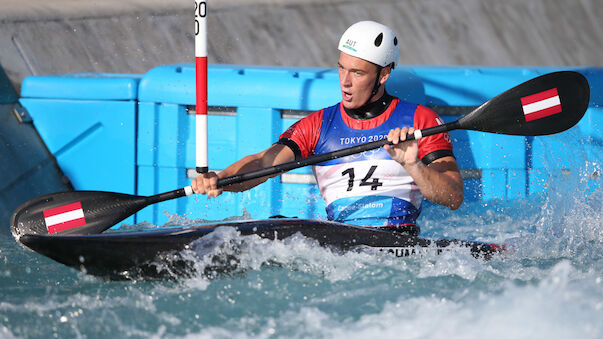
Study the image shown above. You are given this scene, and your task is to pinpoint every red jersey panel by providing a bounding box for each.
[279,98,453,162]
[413,105,453,160]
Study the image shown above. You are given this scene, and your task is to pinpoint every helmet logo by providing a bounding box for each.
[343,39,358,52]
[374,33,383,47]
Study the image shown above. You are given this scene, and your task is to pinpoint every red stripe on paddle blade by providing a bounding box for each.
[524,105,563,122]
[42,202,83,218]
[47,217,87,234]
[520,88,558,106]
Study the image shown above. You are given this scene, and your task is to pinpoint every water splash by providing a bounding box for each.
[502,131,602,264]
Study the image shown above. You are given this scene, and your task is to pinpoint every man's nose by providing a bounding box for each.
[340,71,351,87]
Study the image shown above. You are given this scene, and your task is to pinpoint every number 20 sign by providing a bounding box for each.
[194,1,207,36]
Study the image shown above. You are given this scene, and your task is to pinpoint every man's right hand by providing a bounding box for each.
[190,143,296,198]
[191,172,223,198]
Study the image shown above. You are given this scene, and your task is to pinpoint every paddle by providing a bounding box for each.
[10,71,590,238]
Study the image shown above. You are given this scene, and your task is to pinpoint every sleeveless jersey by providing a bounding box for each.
[279,98,453,227]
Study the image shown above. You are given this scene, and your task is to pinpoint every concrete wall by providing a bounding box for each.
[1,0,602,92]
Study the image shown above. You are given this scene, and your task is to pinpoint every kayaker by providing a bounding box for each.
[192,21,463,235]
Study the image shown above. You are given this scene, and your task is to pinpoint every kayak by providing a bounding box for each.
[17,218,502,280]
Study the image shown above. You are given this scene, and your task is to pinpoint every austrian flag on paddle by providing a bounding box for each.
[43,202,87,234]
[521,88,562,122]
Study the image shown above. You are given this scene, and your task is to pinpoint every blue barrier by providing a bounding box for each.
[19,64,603,226]
[20,73,140,224]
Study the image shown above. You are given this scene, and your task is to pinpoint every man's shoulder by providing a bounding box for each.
[320,102,341,114]
[388,97,423,117]
[411,102,440,119]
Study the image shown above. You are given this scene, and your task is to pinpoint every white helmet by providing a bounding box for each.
[338,21,400,68]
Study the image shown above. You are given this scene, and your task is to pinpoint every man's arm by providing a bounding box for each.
[402,155,463,210]
[384,127,464,210]
[194,107,323,197]
[191,143,295,197]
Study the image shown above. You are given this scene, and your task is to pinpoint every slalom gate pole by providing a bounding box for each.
[195,0,209,173]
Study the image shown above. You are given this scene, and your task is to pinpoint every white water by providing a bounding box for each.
[1,136,601,338]
[0,188,601,338]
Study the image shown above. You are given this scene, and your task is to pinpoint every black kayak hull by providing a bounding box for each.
[17,219,502,280]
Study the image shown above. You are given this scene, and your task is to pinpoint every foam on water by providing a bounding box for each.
[0,188,601,338]
[180,260,602,339]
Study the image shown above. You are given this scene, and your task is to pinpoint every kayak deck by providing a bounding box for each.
[17,219,502,280]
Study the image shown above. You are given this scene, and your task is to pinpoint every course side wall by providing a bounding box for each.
[1,0,602,92]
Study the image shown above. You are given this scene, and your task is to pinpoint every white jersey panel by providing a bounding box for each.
[312,159,423,209]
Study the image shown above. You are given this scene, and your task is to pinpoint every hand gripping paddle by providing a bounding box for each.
[10,71,590,239]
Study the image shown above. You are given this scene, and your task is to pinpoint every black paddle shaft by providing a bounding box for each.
[10,71,590,237]
[216,122,456,187]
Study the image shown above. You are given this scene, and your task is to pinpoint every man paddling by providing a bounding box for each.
[192,21,463,235]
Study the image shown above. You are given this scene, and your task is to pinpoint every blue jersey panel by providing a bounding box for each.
[314,101,416,166]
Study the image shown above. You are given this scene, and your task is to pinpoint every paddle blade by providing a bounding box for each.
[10,191,149,238]
[458,71,590,136]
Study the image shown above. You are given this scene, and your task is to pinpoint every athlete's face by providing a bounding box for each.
[338,52,385,110]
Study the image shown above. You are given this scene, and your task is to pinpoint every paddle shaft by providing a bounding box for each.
[217,121,458,187]
[154,121,458,201]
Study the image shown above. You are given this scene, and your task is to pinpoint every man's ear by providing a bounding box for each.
[379,66,392,85]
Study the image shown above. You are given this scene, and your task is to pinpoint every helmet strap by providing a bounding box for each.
[365,65,383,106]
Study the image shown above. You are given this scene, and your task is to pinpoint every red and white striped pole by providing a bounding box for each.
[194,0,208,173]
